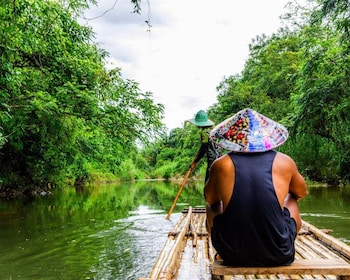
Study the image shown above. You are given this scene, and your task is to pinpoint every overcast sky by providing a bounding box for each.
[81,0,295,131]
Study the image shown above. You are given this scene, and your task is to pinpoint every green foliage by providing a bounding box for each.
[138,123,208,180]
[0,0,164,190]
[290,5,350,181]
[152,161,177,180]
[116,159,145,181]
[2,0,350,190]
[311,0,350,46]
[141,0,350,185]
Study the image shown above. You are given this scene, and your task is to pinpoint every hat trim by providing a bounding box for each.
[209,108,288,153]
[188,118,214,127]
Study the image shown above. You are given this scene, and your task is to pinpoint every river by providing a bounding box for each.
[0,181,349,280]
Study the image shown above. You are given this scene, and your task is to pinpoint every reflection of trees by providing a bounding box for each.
[299,186,350,244]
[1,182,349,279]
[38,181,205,221]
[134,180,204,210]
[300,186,350,213]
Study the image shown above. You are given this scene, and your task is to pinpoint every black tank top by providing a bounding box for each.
[211,150,295,266]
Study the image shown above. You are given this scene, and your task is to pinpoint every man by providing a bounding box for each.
[187,110,222,182]
[204,108,307,266]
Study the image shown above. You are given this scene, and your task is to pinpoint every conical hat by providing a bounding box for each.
[210,108,288,152]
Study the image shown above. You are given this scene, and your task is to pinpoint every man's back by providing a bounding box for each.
[210,151,298,266]
[210,151,307,214]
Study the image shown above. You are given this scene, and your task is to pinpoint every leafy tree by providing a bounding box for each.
[311,0,350,46]
[0,0,164,190]
[291,27,350,181]
[139,0,350,185]
[210,28,305,127]
[207,1,349,184]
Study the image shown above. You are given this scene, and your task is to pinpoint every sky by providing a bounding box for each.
[81,0,294,131]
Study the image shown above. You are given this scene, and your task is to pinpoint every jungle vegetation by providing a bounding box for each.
[140,0,350,186]
[0,0,349,196]
[0,0,164,193]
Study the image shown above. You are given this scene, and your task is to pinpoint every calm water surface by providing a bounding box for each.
[0,181,349,280]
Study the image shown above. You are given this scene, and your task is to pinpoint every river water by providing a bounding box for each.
[0,181,349,280]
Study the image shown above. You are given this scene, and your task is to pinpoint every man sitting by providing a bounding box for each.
[204,108,308,266]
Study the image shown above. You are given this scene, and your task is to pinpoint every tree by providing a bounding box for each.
[210,28,305,126]
[0,0,164,190]
[311,0,350,46]
[291,24,350,182]
[139,0,350,184]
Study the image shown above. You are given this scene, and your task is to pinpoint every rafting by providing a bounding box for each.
[141,109,350,280]
[1,1,350,279]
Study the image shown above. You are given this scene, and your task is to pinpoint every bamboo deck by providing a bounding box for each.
[140,207,350,280]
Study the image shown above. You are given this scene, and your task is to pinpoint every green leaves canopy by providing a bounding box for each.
[0,0,164,189]
[141,0,350,185]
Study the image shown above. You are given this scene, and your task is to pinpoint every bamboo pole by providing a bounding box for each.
[302,220,350,260]
[166,145,206,220]
[149,207,193,279]
[166,166,194,220]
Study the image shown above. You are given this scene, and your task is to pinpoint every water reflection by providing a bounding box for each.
[299,186,350,244]
[0,182,349,279]
[93,207,180,280]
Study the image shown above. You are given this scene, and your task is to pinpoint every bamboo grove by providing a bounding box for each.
[0,0,349,195]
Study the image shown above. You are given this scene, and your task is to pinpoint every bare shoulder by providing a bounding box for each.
[274,151,298,171]
[211,154,233,173]
[275,151,295,163]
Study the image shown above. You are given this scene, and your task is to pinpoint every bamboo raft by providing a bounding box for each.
[140,207,350,280]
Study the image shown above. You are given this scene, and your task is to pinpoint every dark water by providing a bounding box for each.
[298,185,350,244]
[0,181,349,280]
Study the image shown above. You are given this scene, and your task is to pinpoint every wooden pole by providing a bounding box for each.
[302,220,350,259]
[148,208,193,279]
[166,166,194,220]
[166,145,204,220]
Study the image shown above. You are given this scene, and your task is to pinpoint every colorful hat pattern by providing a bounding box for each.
[210,108,289,152]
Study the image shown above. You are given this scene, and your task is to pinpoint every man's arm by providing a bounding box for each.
[205,155,236,206]
[288,158,308,200]
[204,158,223,231]
[204,159,221,206]
[190,143,208,169]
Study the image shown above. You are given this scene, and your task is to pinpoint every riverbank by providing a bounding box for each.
[0,187,53,200]
[0,177,347,201]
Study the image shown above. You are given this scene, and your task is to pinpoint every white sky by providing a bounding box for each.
[81,0,294,131]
